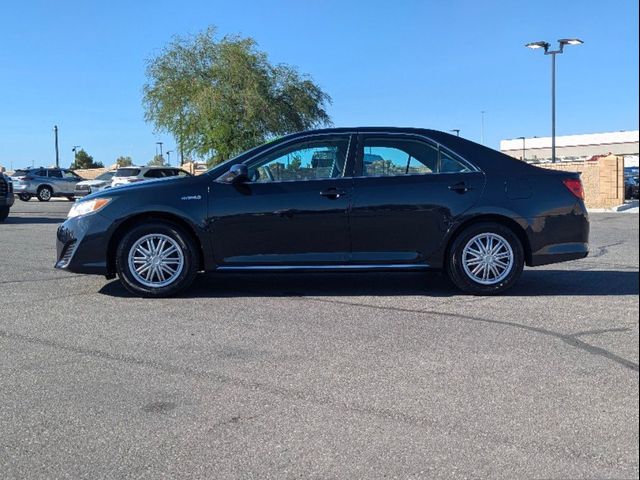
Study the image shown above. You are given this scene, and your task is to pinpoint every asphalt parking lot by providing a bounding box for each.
[1,199,638,479]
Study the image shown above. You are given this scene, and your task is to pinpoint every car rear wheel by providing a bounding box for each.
[37,186,53,202]
[0,206,8,222]
[115,222,198,297]
[18,194,31,201]
[447,222,524,295]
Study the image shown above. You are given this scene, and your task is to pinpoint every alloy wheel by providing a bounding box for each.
[461,233,514,285]
[127,233,185,288]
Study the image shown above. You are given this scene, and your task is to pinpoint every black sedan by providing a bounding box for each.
[55,128,589,296]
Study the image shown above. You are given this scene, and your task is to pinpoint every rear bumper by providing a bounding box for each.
[527,204,590,267]
[530,242,589,266]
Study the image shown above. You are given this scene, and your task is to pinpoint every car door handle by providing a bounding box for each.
[448,182,473,194]
[320,188,347,199]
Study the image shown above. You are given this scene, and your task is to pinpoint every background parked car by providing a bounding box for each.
[625,175,639,199]
[12,167,84,201]
[0,172,14,221]
[74,170,116,198]
[111,166,191,187]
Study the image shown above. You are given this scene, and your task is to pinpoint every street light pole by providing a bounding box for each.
[166,150,173,166]
[480,111,485,144]
[525,38,583,163]
[450,129,460,137]
[53,125,59,168]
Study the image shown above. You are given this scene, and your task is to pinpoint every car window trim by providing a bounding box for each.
[353,132,481,178]
[214,132,357,184]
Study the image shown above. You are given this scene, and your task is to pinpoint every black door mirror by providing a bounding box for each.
[223,164,249,184]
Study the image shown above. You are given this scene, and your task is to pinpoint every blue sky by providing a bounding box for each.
[0,0,637,169]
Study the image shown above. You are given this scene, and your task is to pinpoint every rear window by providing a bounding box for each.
[13,169,29,177]
[115,168,140,177]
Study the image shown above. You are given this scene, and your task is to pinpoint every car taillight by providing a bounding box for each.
[563,178,585,200]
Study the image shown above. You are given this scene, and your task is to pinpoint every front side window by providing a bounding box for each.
[361,138,472,177]
[248,137,350,183]
[63,170,80,179]
[48,169,63,178]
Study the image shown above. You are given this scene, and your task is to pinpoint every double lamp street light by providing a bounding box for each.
[525,38,583,163]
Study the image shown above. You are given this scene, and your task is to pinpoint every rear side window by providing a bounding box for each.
[115,168,140,177]
[48,169,63,178]
[361,138,472,177]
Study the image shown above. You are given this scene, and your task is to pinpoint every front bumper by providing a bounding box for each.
[1,195,14,208]
[55,212,113,275]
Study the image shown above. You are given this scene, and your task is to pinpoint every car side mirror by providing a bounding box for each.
[223,164,249,184]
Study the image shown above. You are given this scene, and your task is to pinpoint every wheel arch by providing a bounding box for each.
[444,214,533,267]
[106,212,206,276]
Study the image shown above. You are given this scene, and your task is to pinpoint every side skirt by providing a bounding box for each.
[215,264,432,272]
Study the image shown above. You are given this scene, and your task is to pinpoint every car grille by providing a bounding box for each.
[75,184,91,191]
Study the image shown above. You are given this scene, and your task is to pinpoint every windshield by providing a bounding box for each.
[96,171,115,181]
[115,168,140,177]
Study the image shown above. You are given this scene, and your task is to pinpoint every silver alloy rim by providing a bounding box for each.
[462,233,514,285]
[128,234,184,288]
[40,188,51,200]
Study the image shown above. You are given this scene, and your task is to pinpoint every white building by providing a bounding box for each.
[500,130,639,165]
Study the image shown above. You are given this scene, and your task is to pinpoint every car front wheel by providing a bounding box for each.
[115,221,198,297]
[447,222,524,295]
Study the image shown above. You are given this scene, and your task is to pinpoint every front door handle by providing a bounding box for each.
[448,182,473,194]
[320,188,347,199]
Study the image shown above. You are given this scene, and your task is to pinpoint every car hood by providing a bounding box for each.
[76,179,107,186]
[82,174,206,200]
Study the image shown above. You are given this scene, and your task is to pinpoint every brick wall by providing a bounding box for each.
[535,154,624,209]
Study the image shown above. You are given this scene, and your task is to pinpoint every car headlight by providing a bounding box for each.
[68,198,111,219]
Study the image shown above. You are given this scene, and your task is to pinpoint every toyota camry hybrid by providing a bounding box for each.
[55,128,589,297]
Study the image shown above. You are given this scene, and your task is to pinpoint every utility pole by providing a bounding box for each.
[53,125,60,168]
[480,111,485,145]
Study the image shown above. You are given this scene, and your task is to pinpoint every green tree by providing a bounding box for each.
[148,155,166,166]
[142,26,332,167]
[116,156,133,167]
[70,149,103,169]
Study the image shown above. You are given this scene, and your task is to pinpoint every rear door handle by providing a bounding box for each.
[320,188,347,199]
[448,182,473,194]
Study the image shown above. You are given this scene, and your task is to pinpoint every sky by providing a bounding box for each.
[0,0,637,169]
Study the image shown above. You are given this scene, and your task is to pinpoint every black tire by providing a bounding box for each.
[66,196,75,202]
[18,194,31,201]
[115,221,199,297]
[447,222,525,295]
[0,206,8,222]
[37,185,53,202]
